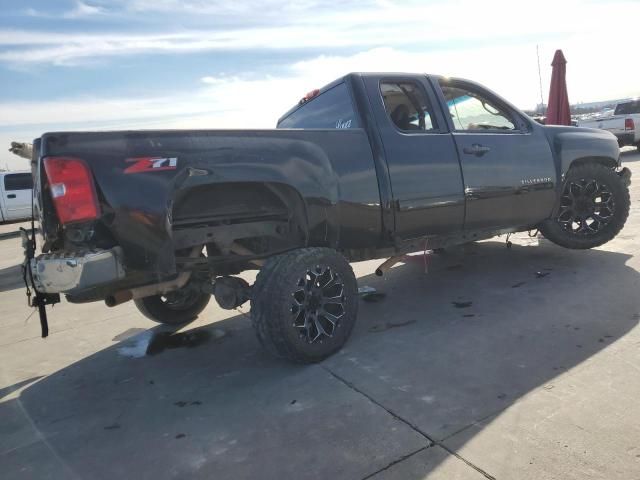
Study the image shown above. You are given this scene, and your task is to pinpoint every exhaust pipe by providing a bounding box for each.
[375,255,405,276]
[105,290,132,307]
[105,243,263,307]
[105,271,192,307]
[105,247,200,307]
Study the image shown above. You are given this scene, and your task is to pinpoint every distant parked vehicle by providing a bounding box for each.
[578,100,640,150]
[533,116,578,127]
[0,171,33,223]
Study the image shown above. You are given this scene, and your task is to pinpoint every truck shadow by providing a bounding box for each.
[0,264,25,293]
[619,148,640,162]
[3,239,639,479]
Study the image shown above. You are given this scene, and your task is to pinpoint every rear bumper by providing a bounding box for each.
[29,247,125,294]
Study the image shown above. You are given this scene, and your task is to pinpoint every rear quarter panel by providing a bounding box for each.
[39,128,381,275]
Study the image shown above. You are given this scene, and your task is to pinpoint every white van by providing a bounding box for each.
[0,171,33,222]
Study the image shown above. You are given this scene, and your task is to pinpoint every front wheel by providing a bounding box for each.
[251,248,358,363]
[540,163,629,249]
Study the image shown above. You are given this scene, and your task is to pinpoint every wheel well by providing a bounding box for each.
[569,156,617,170]
[173,181,306,223]
[171,181,308,259]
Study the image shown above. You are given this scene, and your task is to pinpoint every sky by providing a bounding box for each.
[1,0,639,170]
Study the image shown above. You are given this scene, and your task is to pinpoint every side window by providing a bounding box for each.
[278,83,359,129]
[438,81,517,132]
[4,173,32,191]
[380,81,437,132]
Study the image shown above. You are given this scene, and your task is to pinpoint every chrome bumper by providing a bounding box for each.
[30,248,125,294]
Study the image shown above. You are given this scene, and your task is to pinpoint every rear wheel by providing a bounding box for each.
[251,248,358,363]
[540,163,629,249]
[134,283,210,325]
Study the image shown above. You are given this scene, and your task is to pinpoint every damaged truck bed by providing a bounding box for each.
[24,72,631,363]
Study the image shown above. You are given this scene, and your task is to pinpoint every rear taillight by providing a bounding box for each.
[43,156,99,224]
[625,118,635,131]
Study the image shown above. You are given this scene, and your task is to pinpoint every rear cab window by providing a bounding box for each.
[615,101,640,115]
[4,173,33,191]
[278,82,359,129]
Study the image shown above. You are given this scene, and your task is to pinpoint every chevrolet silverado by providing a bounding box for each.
[23,73,631,363]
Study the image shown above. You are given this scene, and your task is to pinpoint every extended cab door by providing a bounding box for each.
[363,76,464,240]
[2,172,33,221]
[432,78,557,230]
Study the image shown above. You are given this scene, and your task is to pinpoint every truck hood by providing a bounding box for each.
[542,124,618,141]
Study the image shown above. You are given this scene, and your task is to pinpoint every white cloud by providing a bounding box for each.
[3,0,638,66]
[201,76,234,85]
[2,0,640,168]
[124,0,325,15]
[64,1,107,19]
[24,1,106,20]
[1,42,638,134]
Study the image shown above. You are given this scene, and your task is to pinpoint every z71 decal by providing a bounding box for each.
[124,157,178,174]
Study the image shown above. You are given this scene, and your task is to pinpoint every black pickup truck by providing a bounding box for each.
[24,72,631,363]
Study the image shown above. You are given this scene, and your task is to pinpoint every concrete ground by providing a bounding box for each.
[0,220,30,239]
[2,148,640,479]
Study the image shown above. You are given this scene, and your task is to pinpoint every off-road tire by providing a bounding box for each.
[251,248,358,363]
[540,163,629,249]
[134,289,210,325]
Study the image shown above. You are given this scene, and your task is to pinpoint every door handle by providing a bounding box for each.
[463,144,491,157]
[7,194,16,199]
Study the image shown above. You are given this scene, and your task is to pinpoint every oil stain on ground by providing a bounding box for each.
[369,319,416,333]
[452,301,473,309]
[117,328,225,358]
[174,400,202,407]
[361,292,387,303]
[146,330,213,355]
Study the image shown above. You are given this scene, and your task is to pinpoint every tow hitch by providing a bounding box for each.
[21,227,59,338]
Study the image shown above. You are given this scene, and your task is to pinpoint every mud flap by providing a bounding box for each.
[618,167,632,187]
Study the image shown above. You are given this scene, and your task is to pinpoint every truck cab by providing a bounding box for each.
[279,73,559,242]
